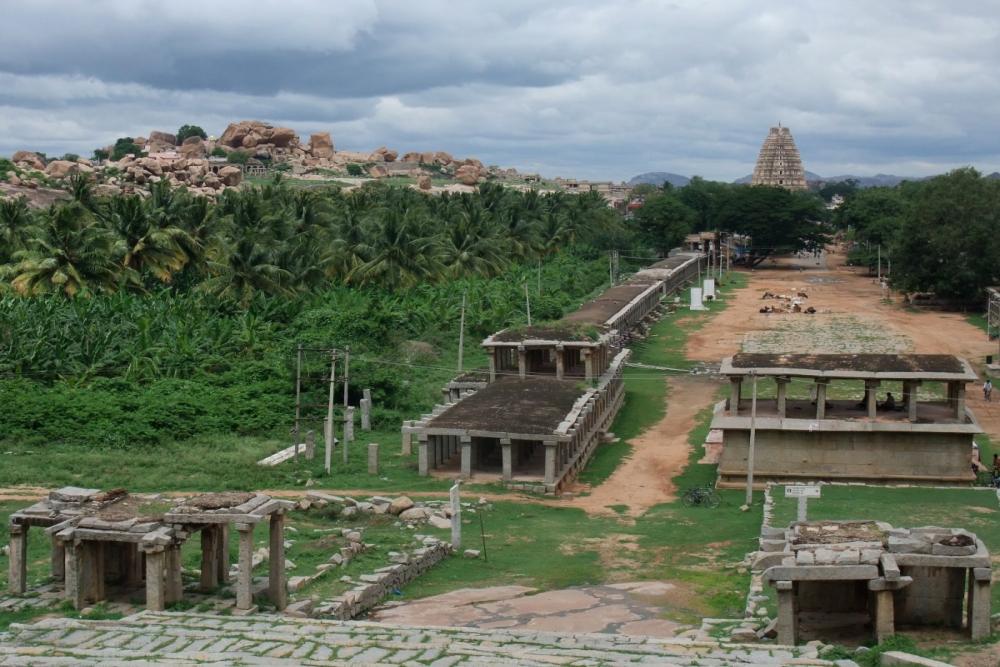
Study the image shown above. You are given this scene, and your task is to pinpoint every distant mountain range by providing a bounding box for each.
[629,171,998,189]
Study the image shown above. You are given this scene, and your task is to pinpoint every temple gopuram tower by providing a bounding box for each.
[751,124,807,190]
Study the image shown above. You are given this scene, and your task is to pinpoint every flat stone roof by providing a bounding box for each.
[487,323,607,345]
[427,376,585,436]
[562,282,660,326]
[723,353,977,381]
[647,254,698,270]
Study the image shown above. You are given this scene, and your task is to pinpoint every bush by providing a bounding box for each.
[176,124,208,143]
[0,158,14,178]
[226,151,250,165]
[210,147,227,158]
[111,137,143,161]
[92,148,110,162]
[346,163,363,176]
[61,153,80,163]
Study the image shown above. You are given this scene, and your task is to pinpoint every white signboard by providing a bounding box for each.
[690,287,706,310]
[703,278,716,299]
[785,485,821,498]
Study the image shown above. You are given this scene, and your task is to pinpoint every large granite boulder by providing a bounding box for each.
[11,150,45,170]
[218,165,243,187]
[310,132,334,158]
[44,160,80,179]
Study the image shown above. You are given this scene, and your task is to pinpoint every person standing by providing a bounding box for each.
[985,379,993,402]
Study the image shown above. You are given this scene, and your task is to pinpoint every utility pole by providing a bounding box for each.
[457,292,467,373]
[524,283,532,326]
[745,371,758,508]
[342,346,350,407]
[324,351,337,474]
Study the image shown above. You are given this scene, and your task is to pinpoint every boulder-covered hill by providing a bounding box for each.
[627,172,690,188]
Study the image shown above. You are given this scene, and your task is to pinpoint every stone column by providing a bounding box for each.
[345,407,355,444]
[906,381,920,422]
[165,545,182,605]
[49,534,66,582]
[64,540,85,609]
[955,382,966,421]
[815,380,829,420]
[200,526,219,591]
[969,567,992,640]
[367,443,379,475]
[488,351,496,383]
[517,346,527,379]
[401,422,413,456]
[873,589,895,642]
[583,349,593,383]
[775,580,797,646]
[418,434,429,475]
[555,345,565,380]
[217,525,230,584]
[460,436,473,479]
[500,438,513,481]
[236,523,255,611]
[269,512,287,611]
[360,398,371,431]
[543,440,558,485]
[144,548,166,611]
[866,380,880,419]
[8,523,27,594]
[729,377,742,416]
[81,542,105,604]
[775,377,789,418]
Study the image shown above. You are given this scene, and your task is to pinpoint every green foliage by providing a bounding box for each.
[226,150,250,165]
[176,124,207,142]
[0,158,14,180]
[633,190,695,255]
[210,147,228,158]
[60,153,80,163]
[715,186,829,263]
[110,137,143,161]
[346,163,364,176]
[92,148,110,162]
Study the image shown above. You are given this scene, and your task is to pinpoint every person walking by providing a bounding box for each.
[985,379,993,402]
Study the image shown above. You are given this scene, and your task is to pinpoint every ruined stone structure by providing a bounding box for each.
[713,354,982,487]
[407,252,703,493]
[760,520,992,645]
[751,125,807,190]
[8,488,293,613]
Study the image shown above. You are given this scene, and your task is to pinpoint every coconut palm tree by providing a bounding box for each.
[350,206,444,288]
[9,202,122,296]
[104,194,192,284]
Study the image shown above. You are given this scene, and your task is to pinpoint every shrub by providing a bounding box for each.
[226,151,250,165]
[346,163,363,176]
[210,147,228,158]
[0,158,14,178]
[61,153,80,163]
[111,137,143,161]
[176,124,208,143]
[92,148,110,162]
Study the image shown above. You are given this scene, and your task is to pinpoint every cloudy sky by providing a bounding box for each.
[2,0,999,181]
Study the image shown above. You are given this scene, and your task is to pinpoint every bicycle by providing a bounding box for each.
[681,485,721,508]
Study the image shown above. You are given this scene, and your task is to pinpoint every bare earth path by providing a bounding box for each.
[568,376,720,516]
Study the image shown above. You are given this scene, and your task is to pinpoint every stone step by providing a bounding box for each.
[0,611,838,666]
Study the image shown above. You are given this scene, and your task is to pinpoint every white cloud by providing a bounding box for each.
[2,0,1000,179]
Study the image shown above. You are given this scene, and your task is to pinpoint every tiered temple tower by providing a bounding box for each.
[751,124,807,190]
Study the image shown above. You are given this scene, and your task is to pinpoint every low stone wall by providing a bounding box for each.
[317,540,453,620]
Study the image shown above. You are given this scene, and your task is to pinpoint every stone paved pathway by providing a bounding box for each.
[0,610,842,665]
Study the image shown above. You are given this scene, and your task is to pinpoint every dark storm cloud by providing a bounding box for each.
[3,0,1000,180]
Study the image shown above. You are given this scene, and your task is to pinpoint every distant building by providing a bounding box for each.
[751,124,807,190]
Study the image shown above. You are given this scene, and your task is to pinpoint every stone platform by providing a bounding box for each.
[0,611,843,665]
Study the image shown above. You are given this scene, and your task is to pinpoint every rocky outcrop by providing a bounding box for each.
[309,132,334,159]
[44,160,82,179]
[179,136,207,159]
[368,164,388,178]
[147,131,177,152]
[11,151,45,170]
[218,165,243,187]
[417,174,432,190]
[455,164,482,186]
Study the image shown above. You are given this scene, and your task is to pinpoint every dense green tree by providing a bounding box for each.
[176,124,208,142]
[715,186,828,265]
[110,137,143,161]
[632,191,695,255]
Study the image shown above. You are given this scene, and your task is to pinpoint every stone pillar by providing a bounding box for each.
[955,382,966,421]
[200,526,219,591]
[583,349,593,383]
[345,407,355,443]
[488,351,496,383]
[401,422,413,456]
[236,523,255,611]
[304,429,315,460]
[543,440,557,485]
[815,380,828,420]
[866,380,880,419]
[218,525,230,584]
[873,589,895,642]
[517,346,527,379]
[776,377,789,418]
[555,346,565,380]
[145,548,165,611]
[64,540,85,609]
[969,567,992,640]
[269,512,287,611]
[460,436,472,479]
[8,523,27,594]
[368,443,379,475]
[729,377,742,416]
[775,580,797,646]
[82,542,105,604]
[418,434,429,476]
[51,535,65,582]
[165,545,182,605]
[500,438,513,481]
[907,381,920,422]
[360,398,371,431]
